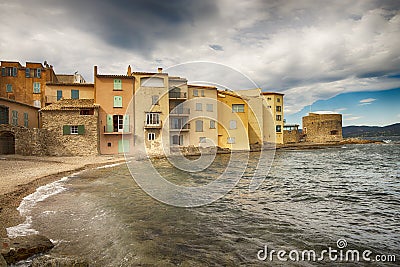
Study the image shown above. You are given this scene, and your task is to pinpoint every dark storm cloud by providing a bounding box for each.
[30,0,218,52]
[209,44,224,51]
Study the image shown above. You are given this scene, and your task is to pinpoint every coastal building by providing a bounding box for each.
[0,97,40,154]
[302,112,343,143]
[283,124,300,144]
[132,68,170,156]
[187,85,219,149]
[0,61,58,108]
[261,92,284,144]
[44,73,94,105]
[94,66,134,155]
[40,99,100,156]
[217,90,250,150]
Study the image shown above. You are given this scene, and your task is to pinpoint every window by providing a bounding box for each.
[172,135,183,145]
[171,118,187,129]
[107,142,112,147]
[276,106,282,112]
[276,115,282,121]
[267,105,272,109]
[152,95,159,105]
[1,67,17,77]
[71,89,79,99]
[201,90,205,97]
[206,104,213,112]
[195,120,203,132]
[330,130,338,135]
[33,100,41,108]
[70,125,78,134]
[114,79,122,90]
[113,96,122,107]
[227,137,235,144]
[113,115,124,132]
[25,68,30,78]
[24,113,28,127]
[267,97,272,100]
[193,89,198,96]
[57,90,62,101]
[80,109,94,115]
[6,84,12,93]
[33,82,41,93]
[210,120,215,129]
[12,110,18,126]
[277,97,281,103]
[196,103,202,111]
[232,104,244,112]
[34,68,41,78]
[0,106,9,124]
[148,132,156,141]
[229,120,237,129]
[276,125,282,132]
[146,113,160,125]
[199,137,206,143]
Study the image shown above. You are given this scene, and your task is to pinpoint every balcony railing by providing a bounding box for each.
[144,121,162,128]
[170,108,190,115]
[170,123,190,131]
[169,92,187,99]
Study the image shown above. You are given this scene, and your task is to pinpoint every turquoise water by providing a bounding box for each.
[12,144,400,266]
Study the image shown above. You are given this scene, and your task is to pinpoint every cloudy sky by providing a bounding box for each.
[1,0,399,126]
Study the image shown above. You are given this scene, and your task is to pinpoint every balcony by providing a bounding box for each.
[169,92,187,99]
[170,123,190,132]
[170,108,190,115]
[144,121,162,128]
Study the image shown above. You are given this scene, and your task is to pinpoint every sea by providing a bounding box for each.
[7,138,400,266]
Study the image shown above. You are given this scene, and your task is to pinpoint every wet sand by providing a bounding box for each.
[0,155,126,238]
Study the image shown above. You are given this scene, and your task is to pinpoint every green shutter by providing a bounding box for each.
[33,82,41,93]
[114,96,122,107]
[123,114,130,132]
[63,125,70,135]
[71,89,79,99]
[106,114,113,132]
[12,67,17,77]
[118,139,130,153]
[78,125,85,134]
[114,79,122,90]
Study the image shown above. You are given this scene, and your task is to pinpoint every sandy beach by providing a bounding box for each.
[0,154,126,238]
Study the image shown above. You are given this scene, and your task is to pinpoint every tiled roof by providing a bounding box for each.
[41,99,99,111]
[0,97,39,109]
[96,74,135,79]
[261,92,285,96]
[46,82,94,87]
[188,84,217,89]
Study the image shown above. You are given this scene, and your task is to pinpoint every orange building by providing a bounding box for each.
[0,61,57,108]
[94,66,135,154]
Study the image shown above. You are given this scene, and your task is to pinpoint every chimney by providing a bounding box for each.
[94,65,98,76]
[157,67,163,73]
[127,65,132,76]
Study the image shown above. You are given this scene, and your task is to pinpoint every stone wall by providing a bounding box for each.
[0,124,46,155]
[283,129,300,144]
[302,113,342,143]
[41,109,99,156]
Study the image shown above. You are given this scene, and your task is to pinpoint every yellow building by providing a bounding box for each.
[261,92,284,144]
[187,85,218,148]
[44,83,94,105]
[217,90,249,151]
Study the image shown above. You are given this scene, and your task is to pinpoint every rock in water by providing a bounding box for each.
[0,235,54,264]
[32,255,89,267]
[0,254,7,267]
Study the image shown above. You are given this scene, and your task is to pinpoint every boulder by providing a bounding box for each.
[32,255,89,267]
[1,235,54,264]
[0,254,7,267]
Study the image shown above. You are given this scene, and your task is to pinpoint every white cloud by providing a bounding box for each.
[345,116,362,121]
[359,98,377,103]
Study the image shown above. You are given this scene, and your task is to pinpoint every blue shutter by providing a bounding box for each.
[33,82,41,93]
[37,68,41,78]
[6,84,12,93]
[12,67,17,77]
[25,68,30,77]
[1,68,5,76]
[24,113,28,127]
[71,90,79,99]
[57,90,63,101]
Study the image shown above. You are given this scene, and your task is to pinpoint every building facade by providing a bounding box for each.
[40,99,99,156]
[283,124,300,144]
[302,112,343,143]
[261,92,284,144]
[94,66,134,155]
[0,61,57,108]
